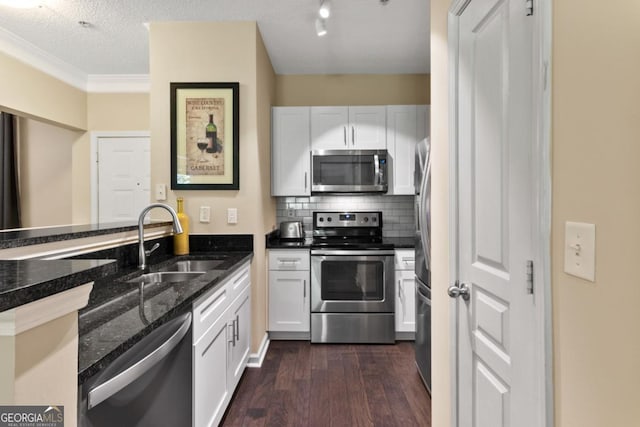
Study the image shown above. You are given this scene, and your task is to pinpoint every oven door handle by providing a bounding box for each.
[311,249,395,256]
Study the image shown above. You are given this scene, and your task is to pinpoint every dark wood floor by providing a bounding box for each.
[221,341,431,427]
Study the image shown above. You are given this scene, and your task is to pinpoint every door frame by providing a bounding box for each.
[447,0,553,425]
[90,130,150,224]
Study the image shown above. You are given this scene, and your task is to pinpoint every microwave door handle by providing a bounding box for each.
[374,154,380,185]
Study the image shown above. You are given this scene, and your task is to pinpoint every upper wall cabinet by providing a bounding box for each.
[311,106,387,150]
[387,105,430,195]
[272,107,311,196]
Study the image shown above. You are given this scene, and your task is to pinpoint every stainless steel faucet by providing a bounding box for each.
[138,203,183,269]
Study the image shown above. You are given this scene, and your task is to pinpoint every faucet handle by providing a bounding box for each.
[145,242,160,257]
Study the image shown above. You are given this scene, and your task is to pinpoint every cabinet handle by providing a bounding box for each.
[228,321,236,345]
[343,126,347,146]
[304,172,308,190]
[398,279,402,299]
[278,258,300,265]
[303,279,306,298]
[234,315,240,343]
[351,126,355,145]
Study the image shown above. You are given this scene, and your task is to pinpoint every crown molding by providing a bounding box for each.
[0,26,150,93]
[87,74,150,93]
[0,26,87,91]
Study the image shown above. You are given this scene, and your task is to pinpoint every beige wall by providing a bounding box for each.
[149,21,276,352]
[18,118,78,227]
[275,74,430,106]
[87,93,150,130]
[0,51,86,131]
[71,93,151,223]
[552,1,640,425]
[430,1,450,426]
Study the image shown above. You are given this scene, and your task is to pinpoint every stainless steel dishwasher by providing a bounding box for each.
[78,312,192,427]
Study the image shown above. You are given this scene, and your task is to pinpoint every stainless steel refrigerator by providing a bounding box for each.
[414,137,431,394]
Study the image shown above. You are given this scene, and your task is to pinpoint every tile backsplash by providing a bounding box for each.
[276,195,415,238]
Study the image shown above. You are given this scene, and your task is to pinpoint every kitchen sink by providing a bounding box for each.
[159,260,225,272]
[126,271,204,284]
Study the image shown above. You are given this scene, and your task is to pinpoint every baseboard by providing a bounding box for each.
[395,331,416,341]
[268,331,311,340]
[247,333,270,368]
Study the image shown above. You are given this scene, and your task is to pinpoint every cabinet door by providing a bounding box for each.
[268,270,310,332]
[272,107,311,196]
[395,269,416,333]
[311,106,349,150]
[349,106,387,149]
[387,105,418,195]
[228,287,251,392]
[417,104,430,140]
[193,315,230,427]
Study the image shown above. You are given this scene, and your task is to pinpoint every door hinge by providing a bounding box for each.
[526,260,534,294]
[525,0,534,16]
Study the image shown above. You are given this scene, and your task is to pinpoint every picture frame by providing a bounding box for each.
[170,82,240,190]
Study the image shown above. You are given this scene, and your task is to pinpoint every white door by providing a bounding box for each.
[268,270,310,332]
[452,0,540,425]
[97,136,150,223]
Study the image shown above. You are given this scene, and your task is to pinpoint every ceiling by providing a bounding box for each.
[0,0,430,77]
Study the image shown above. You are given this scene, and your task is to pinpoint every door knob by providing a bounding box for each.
[448,281,470,301]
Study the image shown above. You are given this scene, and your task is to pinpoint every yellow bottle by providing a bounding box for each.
[174,197,190,255]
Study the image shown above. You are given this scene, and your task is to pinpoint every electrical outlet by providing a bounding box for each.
[199,206,211,223]
[155,184,167,201]
[227,208,238,224]
[287,209,295,218]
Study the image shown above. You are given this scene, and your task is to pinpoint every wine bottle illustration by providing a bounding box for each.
[205,114,219,153]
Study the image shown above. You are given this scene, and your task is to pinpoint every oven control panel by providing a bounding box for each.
[313,211,382,228]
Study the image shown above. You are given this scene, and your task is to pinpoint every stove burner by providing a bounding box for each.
[312,211,386,249]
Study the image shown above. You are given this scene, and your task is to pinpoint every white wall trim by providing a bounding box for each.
[447,6,461,427]
[90,131,151,224]
[87,74,150,93]
[247,333,270,368]
[0,283,93,336]
[0,27,87,91]
[537,0,554,425]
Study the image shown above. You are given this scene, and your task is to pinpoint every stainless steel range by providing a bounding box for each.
[310,211,395,344]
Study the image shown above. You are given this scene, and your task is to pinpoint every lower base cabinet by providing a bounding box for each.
[193,261,251,427]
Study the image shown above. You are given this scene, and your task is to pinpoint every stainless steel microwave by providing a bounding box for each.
[311,149,388,194]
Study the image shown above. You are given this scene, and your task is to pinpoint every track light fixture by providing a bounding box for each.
[315,18,327,37]
[319,0,331,19]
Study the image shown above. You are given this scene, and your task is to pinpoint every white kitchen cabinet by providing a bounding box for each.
[311,106,386,150]
[268,250,310,337]
[228,286,251,392]
[272,107,311,196]
[395,249,416,336]
[387,105,430,195]
[193,311,229,427]
[192,261,251,427]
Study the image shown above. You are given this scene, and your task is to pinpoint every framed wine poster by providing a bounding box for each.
[170,82,240,190]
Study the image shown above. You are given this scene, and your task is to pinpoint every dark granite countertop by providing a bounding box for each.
[77,251,253,384]
[0,259,118,312]
[0,221,171,249]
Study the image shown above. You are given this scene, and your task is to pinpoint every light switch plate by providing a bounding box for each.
[155,184,167,201]
[564,221,596,282]
[199,206,211,223]
[227,208,238,224]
